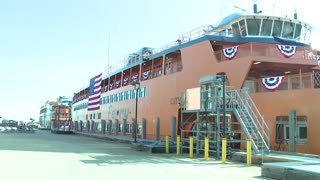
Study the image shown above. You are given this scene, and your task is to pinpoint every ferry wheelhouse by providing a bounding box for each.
[72,4,320,155]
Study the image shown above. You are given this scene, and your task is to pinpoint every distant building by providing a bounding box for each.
[39,96,72,128]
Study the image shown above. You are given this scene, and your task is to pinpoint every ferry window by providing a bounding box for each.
[294,24,302,40]
[132,89,137,99]
[275,116,307,145]
[239,19,247,36]
[299,126,307,139]
[272,20,283,37]
[98,113,101,119]
[246,19,261,36]
[93,114,95,119]
[153,64,162,77]
[290,76,300,89]
[300,25,311,42]
[106,96,109,104]
[277,77,288,90]
[110,94,114,103]
[231,22,241,37]
[116,93,120,102]
[140,87,146,97]
[261,19,273,36]
[127,90,131,100]
[282,21,295,39]
[121,92,125,101]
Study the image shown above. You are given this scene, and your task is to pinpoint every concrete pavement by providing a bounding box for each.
[0,130,269,180]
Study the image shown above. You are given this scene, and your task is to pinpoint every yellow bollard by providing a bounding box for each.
[247,139,252,165]
[176,135,180,155]
[166,136,170,153]
[204,136,209,160]
[189,136,194,158]
[222,138,227,163]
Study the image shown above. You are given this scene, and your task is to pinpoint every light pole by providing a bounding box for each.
[131,80,140,143]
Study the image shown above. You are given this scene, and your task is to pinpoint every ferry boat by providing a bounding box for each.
[71,2,320,155]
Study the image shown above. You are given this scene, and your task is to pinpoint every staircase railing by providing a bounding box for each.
[226,88,270,153]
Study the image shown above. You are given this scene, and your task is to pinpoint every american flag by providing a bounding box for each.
[88,73,102,111]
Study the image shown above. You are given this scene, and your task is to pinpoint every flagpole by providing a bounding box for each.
[107,32,111,75]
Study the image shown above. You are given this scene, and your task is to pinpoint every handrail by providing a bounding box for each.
[241,89,270,150]
[227,88,270,152]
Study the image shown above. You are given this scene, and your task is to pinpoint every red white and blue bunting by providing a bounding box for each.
[109,83,113,90]
[143,70,151,80]
[261,76,285,92]
[223,45,239,60]
[123,77,129,86]
[115,80,121,88]
[132,74,138,82]
[277,45,297,58]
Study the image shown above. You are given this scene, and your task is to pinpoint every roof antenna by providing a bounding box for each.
[253,0,257,14]
[294,8,298,19]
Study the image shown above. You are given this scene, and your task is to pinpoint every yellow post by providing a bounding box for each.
[189,136,193,158]
[166,136,170,153]
[247,139,252,166]
[176,135,180,155]
[204,136,209,160]
[222,138,227,163]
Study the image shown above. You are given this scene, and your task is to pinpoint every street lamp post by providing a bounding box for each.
[131,80,140,143]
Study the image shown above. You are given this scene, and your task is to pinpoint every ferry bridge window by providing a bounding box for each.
[282,21,295,39]
[232,22,241,37]
[272,20,283,37]
[246,18,261,36]
[260,19,273,36]
[239,19,247,36]
[294,24,302,40]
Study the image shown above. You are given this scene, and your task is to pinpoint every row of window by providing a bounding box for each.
[275,116,307,146]
[76,122,142,134]
[73,87,147,111]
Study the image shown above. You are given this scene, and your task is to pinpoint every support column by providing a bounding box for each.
[171,116,177,141]
[115,119,119,136]
[142,118,146,139]
[122,119,127,136]
[101,120,106,134]
[108,120,112,135]
[155,117,160,141]
[91,120,94,133]
[289,109,297,153]
[196,111,200,157]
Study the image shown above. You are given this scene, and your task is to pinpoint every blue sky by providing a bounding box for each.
[0,0,319,121]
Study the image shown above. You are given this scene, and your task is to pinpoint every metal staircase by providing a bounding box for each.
[226,88,270,154]
[199,75,270,154]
